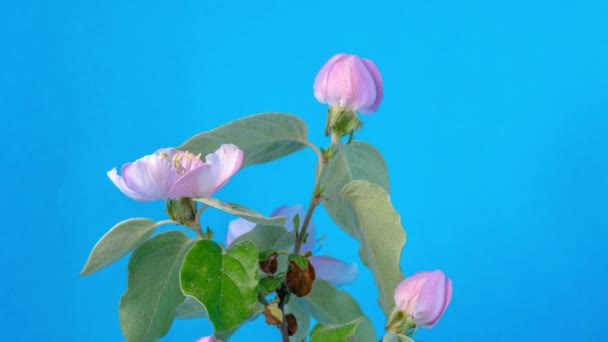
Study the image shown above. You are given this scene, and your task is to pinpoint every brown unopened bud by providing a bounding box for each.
[259,252,278,275]
[285,259,316,297]
[285,313,298,336]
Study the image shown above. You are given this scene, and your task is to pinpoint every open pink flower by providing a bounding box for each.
[195,337,221,342]
[314,53,384,114]
[226,204,358,286]
[108,144,243,201]
[394,270,452,327]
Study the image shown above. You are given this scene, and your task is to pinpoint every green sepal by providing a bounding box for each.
[288,254,309,270]
[166,197,197,228]
[325,107,363,139]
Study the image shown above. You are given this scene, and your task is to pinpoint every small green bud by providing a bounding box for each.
[166,197,197,228]
[385,308,417,336]
[325,107,363,142]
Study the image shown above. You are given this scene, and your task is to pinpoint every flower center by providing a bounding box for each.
[160,150,202,175]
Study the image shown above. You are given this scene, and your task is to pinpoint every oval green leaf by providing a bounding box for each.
[310,319,361,342]
[180,240,259,332]
[179,112,310,168]
[296,280,376,341]
[194,197,286,226]
[80,218,158,276]
[119,230,196,342]
[320,141,389,237]
[230,224,295,252]
[337,180,406,315]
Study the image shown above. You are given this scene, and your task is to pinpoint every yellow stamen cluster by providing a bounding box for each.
[160,150,202,175]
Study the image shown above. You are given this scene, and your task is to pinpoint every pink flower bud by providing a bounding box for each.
[393,270,452,327]
[313,53,384,114]
[195,336,221,342]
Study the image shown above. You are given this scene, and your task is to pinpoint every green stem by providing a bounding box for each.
[192,204,209,239]
[331,132,340,145]
[294,190,319,254]
[293,146,326,254]
[277,290,290,342]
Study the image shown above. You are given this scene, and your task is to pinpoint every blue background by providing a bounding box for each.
[2,0,607,341]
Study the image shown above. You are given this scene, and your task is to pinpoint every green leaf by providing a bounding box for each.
[194,197,286,226]
[80,218,158,276]
[320,141,389,236]
[180,240,259,332]
[119,230,195,342]
[296,280,376,341]
[309,319,361,342]
[382,332,416,342]
[336,180,406,315]
[285,298,310,342]
[259,277,283,294]
[230,224,295,252]
[175,295,207,320]
[179,112,310,168]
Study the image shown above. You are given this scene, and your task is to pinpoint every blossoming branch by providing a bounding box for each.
[81,53,451,342]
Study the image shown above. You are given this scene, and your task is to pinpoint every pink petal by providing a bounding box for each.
[314,53,348,104]
[170,144,243,198]
[394,271,433,314]
[169,163,215,198]
[203,144,243,191]
[195,337,221,342]
[271,205,316,253]
[107,168,151,201]
[324,55,376,111]
[309,256,358,286]
[226,218,257,246]
[394,270,452,328]
[360,58,384,114]
[345,55,377,112]
[119,153,178,201]
[412,270,450,327]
